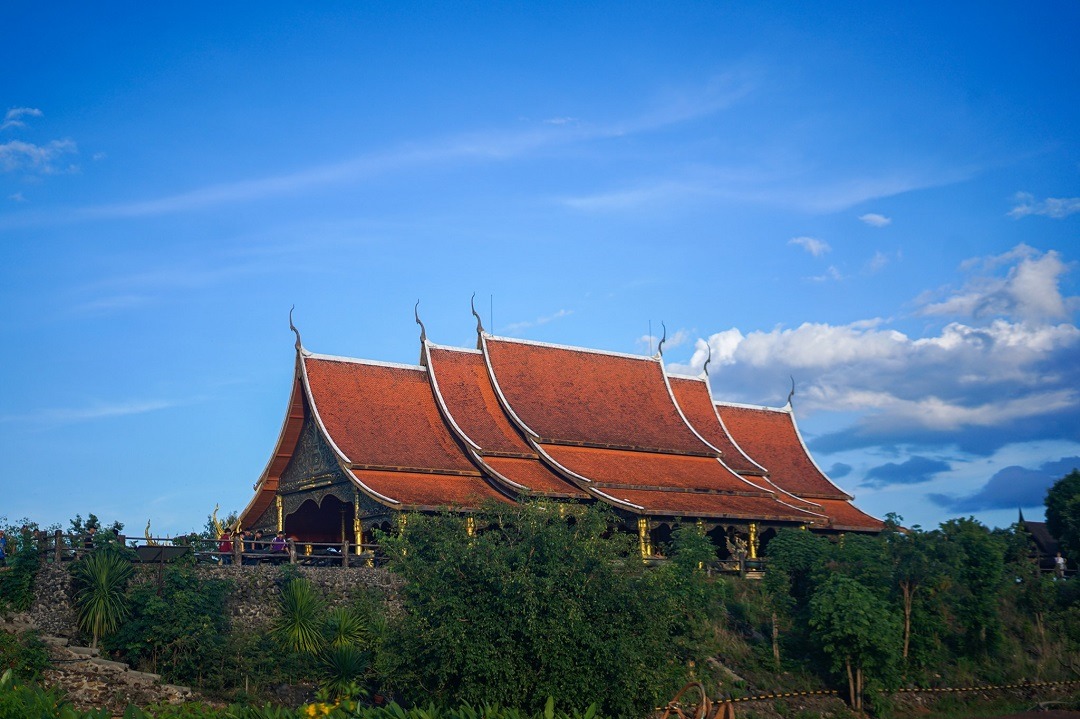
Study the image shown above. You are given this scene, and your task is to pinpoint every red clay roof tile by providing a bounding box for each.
[668,376,766,475]
[543,444,773,494]
[304,356,477,474]
[811,498,885,531]
[484,337,714,454]
[594,486,820,522]
[427,346,536,456]
[483,456,589,498]
[716,403,852,500]
[350,469,512,510]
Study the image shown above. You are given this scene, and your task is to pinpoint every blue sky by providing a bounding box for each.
[2,2,1078,536]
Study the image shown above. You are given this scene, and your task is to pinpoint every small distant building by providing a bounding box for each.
[239,310,883,559]
[1019,509,1063,572]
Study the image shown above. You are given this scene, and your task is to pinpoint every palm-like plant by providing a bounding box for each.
[272,577,326,653]
[325,605,367,648]
[73,550,133,649]
[319,644,370,698]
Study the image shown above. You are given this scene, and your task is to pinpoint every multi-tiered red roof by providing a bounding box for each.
[241,321,880,534]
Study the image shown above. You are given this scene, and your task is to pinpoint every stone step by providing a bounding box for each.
[42,636,69,647]
[126,670,161,684]
[88,657,129,672]
[162,684,193,697]
[68,645,100,657]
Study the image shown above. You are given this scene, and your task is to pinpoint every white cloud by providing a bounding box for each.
[1008,192,1080,219]
[865,251,889,273]
[676,245,1080,440]
[789,236,831,257]
[919,247,1074,321]
[0,107,42,131]
[0,398,185,425]
[810,265,843,282]
[0,138,78,174]
[503,309,574,333]
[859,213,892,227]
[8,192,26,203]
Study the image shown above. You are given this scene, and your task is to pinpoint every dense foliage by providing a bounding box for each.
[0,525,43,612]
[376,503,722,719]
[1046,469,1080,564]
[106,562,238,690]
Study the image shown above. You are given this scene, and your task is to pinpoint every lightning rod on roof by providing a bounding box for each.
[703,342,712,378]
[288,305,303,350]
[414,300,427,343]
[657,321,667,357]
[787,375,796,407]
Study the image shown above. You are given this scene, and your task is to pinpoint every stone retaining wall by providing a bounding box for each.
[28,560,400,639]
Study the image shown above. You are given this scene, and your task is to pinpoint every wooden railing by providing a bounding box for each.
[29,530,386,568]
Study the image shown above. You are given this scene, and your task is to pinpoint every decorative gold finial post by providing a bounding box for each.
[748,522,759,560]
[637,517,652,559]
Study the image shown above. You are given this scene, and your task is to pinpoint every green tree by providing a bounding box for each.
[72,549,133,649]
[378,502,684,719]
[1046,468,1080,564]
[809,574,901,712]
[884,524,945,662]
[763,528,827,666]
[939,517,1006,658]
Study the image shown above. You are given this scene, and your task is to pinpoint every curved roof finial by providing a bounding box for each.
[414,300,427,343]
[703,342,712,378]
[787,375,796,407]
[470,292,485,335]
[657,321,667,357]
[288,305,303,350]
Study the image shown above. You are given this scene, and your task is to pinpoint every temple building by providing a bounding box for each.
[238,308,883,560]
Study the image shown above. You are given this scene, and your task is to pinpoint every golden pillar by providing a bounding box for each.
[275,495,283,532]
[353,488,362,551]
[748,522,759,560]
[465,516,476,538]
[637,517,652,559]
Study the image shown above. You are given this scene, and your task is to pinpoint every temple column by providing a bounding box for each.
[748,522,759,560]
[637,517,652,559]
[276,496,284,532]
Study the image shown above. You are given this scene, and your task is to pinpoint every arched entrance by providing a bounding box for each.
[284,495,352,543]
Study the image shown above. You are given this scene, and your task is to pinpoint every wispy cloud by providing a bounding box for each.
[789,236,830,257]
[0,107,42,131]
[1008,192,1080,219]
[859,212,892,227]
[5,74,752,225]
[8,191,26,203]
[503,309,573,333]
[809,265,843,282]
[0,398,190,425]
[0,138,78,174]
[561,166,973,215]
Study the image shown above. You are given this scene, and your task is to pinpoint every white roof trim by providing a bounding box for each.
[427,342,482,355]
[471,449,530,492]
[657,358,725,456]
[299,354,354,465]
[715,399,790,413]
[667,375,771,474]
[346,470,403,506]
[305,352,424,372]
[484,332,656,362]
[480,334,541,441]
[532,440,595,485]
[423,342,484,454]
[785,410,855,500]
[588,487,645,511]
